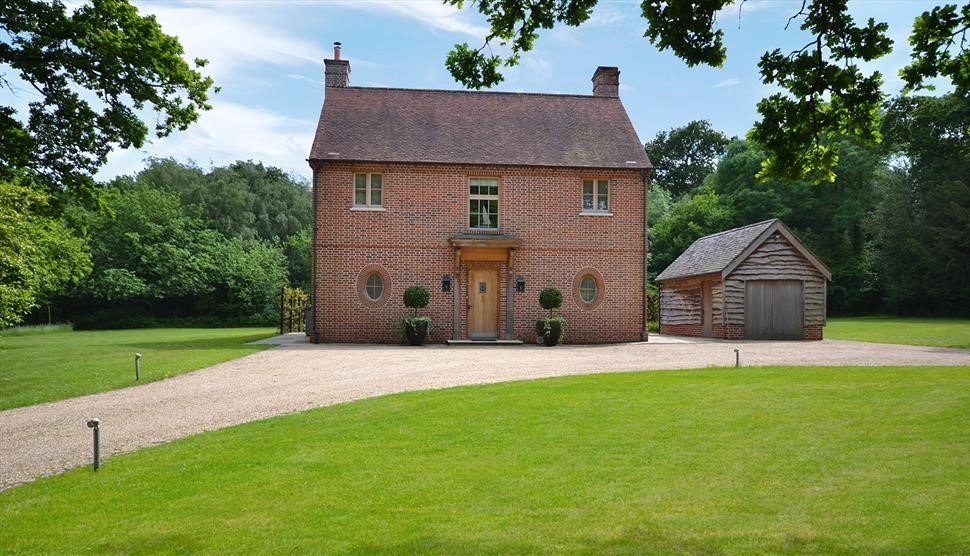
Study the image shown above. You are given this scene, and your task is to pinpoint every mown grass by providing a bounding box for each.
[1,366,967,554]
[826,316,970,348]
[0,327,276,410]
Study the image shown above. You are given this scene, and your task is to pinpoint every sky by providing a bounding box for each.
[81,0,955,181]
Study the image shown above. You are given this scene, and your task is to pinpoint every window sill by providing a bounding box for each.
[579,210,613,217]
[351,206,385,212]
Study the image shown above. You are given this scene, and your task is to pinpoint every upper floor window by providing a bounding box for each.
[469,177,499,229]
[355,173,382,207]
[583,179,609,212]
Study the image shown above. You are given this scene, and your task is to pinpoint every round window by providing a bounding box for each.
[365,272,384,301]
[580,276,597,304]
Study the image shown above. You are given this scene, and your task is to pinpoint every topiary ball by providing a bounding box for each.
[403,285,430,309]
[538,287,563,311]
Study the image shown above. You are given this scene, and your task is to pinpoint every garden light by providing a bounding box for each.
[86,418,100,471]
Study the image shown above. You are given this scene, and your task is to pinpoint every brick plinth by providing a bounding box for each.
[660,323,704,337]
[803,324,823,341]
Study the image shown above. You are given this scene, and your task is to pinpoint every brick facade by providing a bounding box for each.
[311,161,647,344]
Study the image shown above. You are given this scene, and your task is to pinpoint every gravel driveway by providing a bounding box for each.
[2,336,967,490]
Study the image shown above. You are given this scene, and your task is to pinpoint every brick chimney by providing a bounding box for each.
[592,66,619,97]
[324,41,350,88]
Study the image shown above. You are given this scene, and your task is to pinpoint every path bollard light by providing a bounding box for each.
[86,418,100,471]
[135,353,142,381]
[734,348,740,368]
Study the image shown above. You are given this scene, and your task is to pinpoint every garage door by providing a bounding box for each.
[745,280,803,340]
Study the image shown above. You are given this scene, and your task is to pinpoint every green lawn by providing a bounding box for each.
[2,366,968,554]
[826,316,970,348]
[0,327,276,410]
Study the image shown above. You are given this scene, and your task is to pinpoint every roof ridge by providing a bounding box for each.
[695,219,777,241]
[339,85,613,100]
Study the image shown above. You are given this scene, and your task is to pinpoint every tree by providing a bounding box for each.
[649,186,734,278]
[0,175,90,327]
[644,120,729,197]
[0,0,215,201]
[134,159,311,242]
[283,228,312,291]
[73,181,289,325]
[443,0,967,183]
[872,93,969,314]
[708,137,883,313]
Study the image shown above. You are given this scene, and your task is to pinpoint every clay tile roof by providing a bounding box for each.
[655,220,778,282]
[310,86,652,169]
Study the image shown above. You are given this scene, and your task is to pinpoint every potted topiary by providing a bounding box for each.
[401,285,432,345]
[535,287,566,346]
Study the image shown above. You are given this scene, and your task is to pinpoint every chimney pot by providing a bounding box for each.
[592,66,620,97]
[324,41,350,88]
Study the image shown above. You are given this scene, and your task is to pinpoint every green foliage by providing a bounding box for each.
[0,327,274,410]
[534,315,567,342]
[71,181,289,326]
[0,177,91,327]
[649,186,734,279]
[400,315,433,339]
[707,138,883,313]
[443,0,596,89]
[283,228,312,291]
[646,282,660,326]
[134,158,311,243]
[644,120,730,197]
[900,4,970,94]
[403,285,430,315]
[641,0,732,67]
[538,287,563,312]
[279,286,310,333]
[872,94,969,314]
[443,0,965,183]
[0,0,215,201]
[1,367,968,552]
[749,0,893,183]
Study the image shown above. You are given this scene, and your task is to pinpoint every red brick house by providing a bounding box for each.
[308,44,652,343]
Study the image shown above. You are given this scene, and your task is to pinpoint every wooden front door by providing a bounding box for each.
[702,281,713,337]
[468,269,499,339]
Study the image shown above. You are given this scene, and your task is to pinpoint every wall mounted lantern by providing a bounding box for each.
[442,275,452,292]
[515,276,526,293]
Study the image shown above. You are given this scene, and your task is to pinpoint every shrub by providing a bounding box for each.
[538,287,563,314]
[646,283,660,326]
[535,316,567,343]
[403,285,430,316]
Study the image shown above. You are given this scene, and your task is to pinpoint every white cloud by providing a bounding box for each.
[714,77,741,88]
[327,0,489,38]
[133,2,328,81]
[586,5,627,27]
[100,101,315,180]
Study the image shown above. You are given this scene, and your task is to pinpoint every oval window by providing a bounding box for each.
[365,272,384,301]
[580,276,597,304]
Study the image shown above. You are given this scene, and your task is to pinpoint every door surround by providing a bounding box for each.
[449,235,522,341]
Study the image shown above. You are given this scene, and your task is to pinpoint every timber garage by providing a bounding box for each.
[656,219,831,340]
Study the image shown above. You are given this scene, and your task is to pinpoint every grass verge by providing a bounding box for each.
[1,366,967,553]
[0,327,276,410]
[826,316,970,348]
